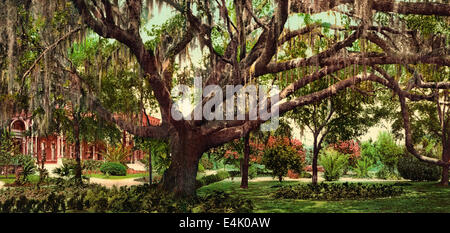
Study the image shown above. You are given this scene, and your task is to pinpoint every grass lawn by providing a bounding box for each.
[85,173,150,180]
[0,175,15,184]
[0,175,41,184]
[197,179,450,213]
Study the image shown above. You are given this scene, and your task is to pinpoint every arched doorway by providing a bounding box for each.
[11,120,26,131]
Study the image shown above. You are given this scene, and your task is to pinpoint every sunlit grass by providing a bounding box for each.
[0,175,41,184]
[197,180,450,213]
[84,173,149,180]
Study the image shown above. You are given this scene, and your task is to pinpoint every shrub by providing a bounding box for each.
[398,154,441,181]
[101,144,131,164]
[262,136,305,182]
[330,140,361,167]
[272,182,404,200]
[376,165,395,179]
[100,162,127,176]
[83,159,104,171]
[196,170,230,189]
[228,170,240,180]
[248,164,258,179]
[353,157,373,178]
[0,184,253,213]
[193,191,253,213]
[375,132,403,173]
[319,148,348,181]
[12,154,36,183]
[300,172,313,178]
[200,157,213,170]
[360,141,378,164]
[198,163,205,173]
[253,163,271,176]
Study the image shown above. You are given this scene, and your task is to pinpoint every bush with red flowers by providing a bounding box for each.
[222,138,266,168]
[329,140,361,167]
[262,136,306,182]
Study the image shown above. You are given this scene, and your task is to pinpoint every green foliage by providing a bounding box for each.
[198,163,205,173]
[143,14,186,51]
[353,157,373,178]
[196,171,230,189]
[101,144,131,164]
[99,162,127,176]
[248,164,258,180]
[375,132,403,174]
[398,154,441,181]
[262,137,305,182]
[273,182,404,200]
[200,157,214,170]
[319,148,348,181]
[82,159,104,171]
[0,129,19,168]
[193,191,254,213]
[375,164,400,180]
[52,158,90,185]
[0,188,67,213]
[11,154,37,183]
[135,137,170,175]
[360,140,378,165]
[0,183,253,213]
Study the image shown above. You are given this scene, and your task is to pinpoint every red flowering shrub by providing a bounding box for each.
[262,136,306,182]
[220,136,306,181]
[266,136,306,162]
[222,139,266,166]
[287,170,299,179]
[329,140,361,166]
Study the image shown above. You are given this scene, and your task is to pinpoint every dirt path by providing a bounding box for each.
[0,180,4,189]
[88,177,144,188]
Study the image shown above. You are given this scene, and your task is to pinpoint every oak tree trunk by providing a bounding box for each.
[160,132,205,197]
[240,134,250,189]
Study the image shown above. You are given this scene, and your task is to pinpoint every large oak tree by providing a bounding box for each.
[3,0,447,196]
[64,0,450,196]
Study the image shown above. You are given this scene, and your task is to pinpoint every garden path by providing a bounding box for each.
[88,177,143,188]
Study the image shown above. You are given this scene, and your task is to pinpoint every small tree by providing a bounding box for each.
[262,136,305,182]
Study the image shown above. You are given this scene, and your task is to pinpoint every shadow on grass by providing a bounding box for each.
[197,180,450,213]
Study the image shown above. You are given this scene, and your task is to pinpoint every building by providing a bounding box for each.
[8,110,160,164]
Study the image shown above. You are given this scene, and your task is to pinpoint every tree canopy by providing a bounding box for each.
[0,0,449,196]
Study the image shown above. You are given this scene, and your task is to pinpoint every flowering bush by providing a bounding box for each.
[222,138,266,169]
[329,140,361,167]
[262,136,306,182]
